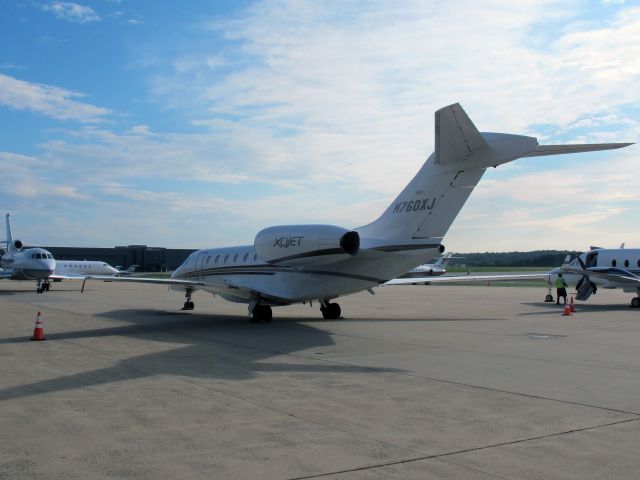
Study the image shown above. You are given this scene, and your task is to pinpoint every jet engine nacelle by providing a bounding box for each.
[254,224,360,265]
[13,240,23,250]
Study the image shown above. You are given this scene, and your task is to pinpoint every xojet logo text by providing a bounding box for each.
[273,236,304,248]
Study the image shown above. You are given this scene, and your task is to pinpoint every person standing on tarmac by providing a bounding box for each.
[555,273,568,305]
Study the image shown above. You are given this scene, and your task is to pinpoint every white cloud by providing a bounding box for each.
[0,74,110,122]
[42,2,101,24]
[5,1,640,250]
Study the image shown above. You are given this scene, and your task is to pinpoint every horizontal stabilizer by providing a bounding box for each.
[521,143,633,157]
[435,103,488,164]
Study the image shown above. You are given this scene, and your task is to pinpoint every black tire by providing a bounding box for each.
[321,302,341,320]
[544,294,554,303]
[631,298,640,308]
[252,305,272,322]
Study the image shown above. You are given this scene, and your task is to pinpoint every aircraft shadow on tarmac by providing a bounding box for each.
[0,309,404,402]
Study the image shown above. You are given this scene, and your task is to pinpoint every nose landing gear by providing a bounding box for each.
[36,279,50,294]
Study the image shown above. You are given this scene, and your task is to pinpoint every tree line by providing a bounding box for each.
[450,250,581,267]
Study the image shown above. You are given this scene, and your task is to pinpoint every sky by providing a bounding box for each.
[1,0,639,252]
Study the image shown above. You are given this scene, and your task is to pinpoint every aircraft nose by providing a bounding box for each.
[40,259,55,276]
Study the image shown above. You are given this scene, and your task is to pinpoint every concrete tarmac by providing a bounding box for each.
[1,281,639,479]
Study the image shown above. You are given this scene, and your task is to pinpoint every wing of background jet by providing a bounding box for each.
[0,269,14,279]
[49,273,94,280]
[385,272,549,285]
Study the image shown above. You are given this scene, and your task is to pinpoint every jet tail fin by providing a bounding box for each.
[435,103,488,164]
[356,103,633,246]
[1,213,13,250]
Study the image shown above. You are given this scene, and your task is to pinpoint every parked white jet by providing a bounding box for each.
[0,213,56,293]
[88,103,632,321]
[53,260,120,278]
[399,252,458,278]
[554,247,640,307]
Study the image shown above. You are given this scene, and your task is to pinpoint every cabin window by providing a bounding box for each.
[624,259,630,268]
[224,254,229,263]
[637,260,640,268]
[215,254,220,264]
[253,253,258,262]
[206,255,211,264]
[233,253,239,263]
[612,259,617,267]
[243,252,249,263]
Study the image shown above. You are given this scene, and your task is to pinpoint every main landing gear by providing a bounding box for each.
[320,301,341,320]
[631,289,640,308]
[36,279,50,294]
[182,290,194,310]
[251,304,272,323]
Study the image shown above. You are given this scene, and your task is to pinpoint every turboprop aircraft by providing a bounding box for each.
[0,213,56,293]
[553,247,640,307]
[87,103,632,322]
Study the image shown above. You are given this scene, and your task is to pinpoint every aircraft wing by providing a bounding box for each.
[0,269,14,279]
[86,275,207,287]
[85,275,289,305]
[385,272,549,285]
[559,266,640,286]
[49,273,95,280]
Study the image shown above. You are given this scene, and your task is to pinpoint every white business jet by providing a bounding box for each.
[399,252,459,278]
[89,103,631,322]
[553,246,640,307]
[0,213,56,293]
[53,260,120,278]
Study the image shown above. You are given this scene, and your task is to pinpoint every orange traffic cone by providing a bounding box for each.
[562,303,572,316]
[31,311,46,341]
[569,296,575,313]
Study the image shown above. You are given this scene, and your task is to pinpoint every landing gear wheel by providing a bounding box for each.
[321,302,341,320]
[44,282,50,292]
[251,305,272,323]
[181,290,194,310]
[631,297,640,308]
[36,287,43,294]
[544,294,554,303]
[182,301,195,310]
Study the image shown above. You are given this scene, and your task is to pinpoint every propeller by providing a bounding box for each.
[575,255,596,301]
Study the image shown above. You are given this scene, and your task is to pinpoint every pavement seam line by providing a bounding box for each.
[284,417,640,480]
